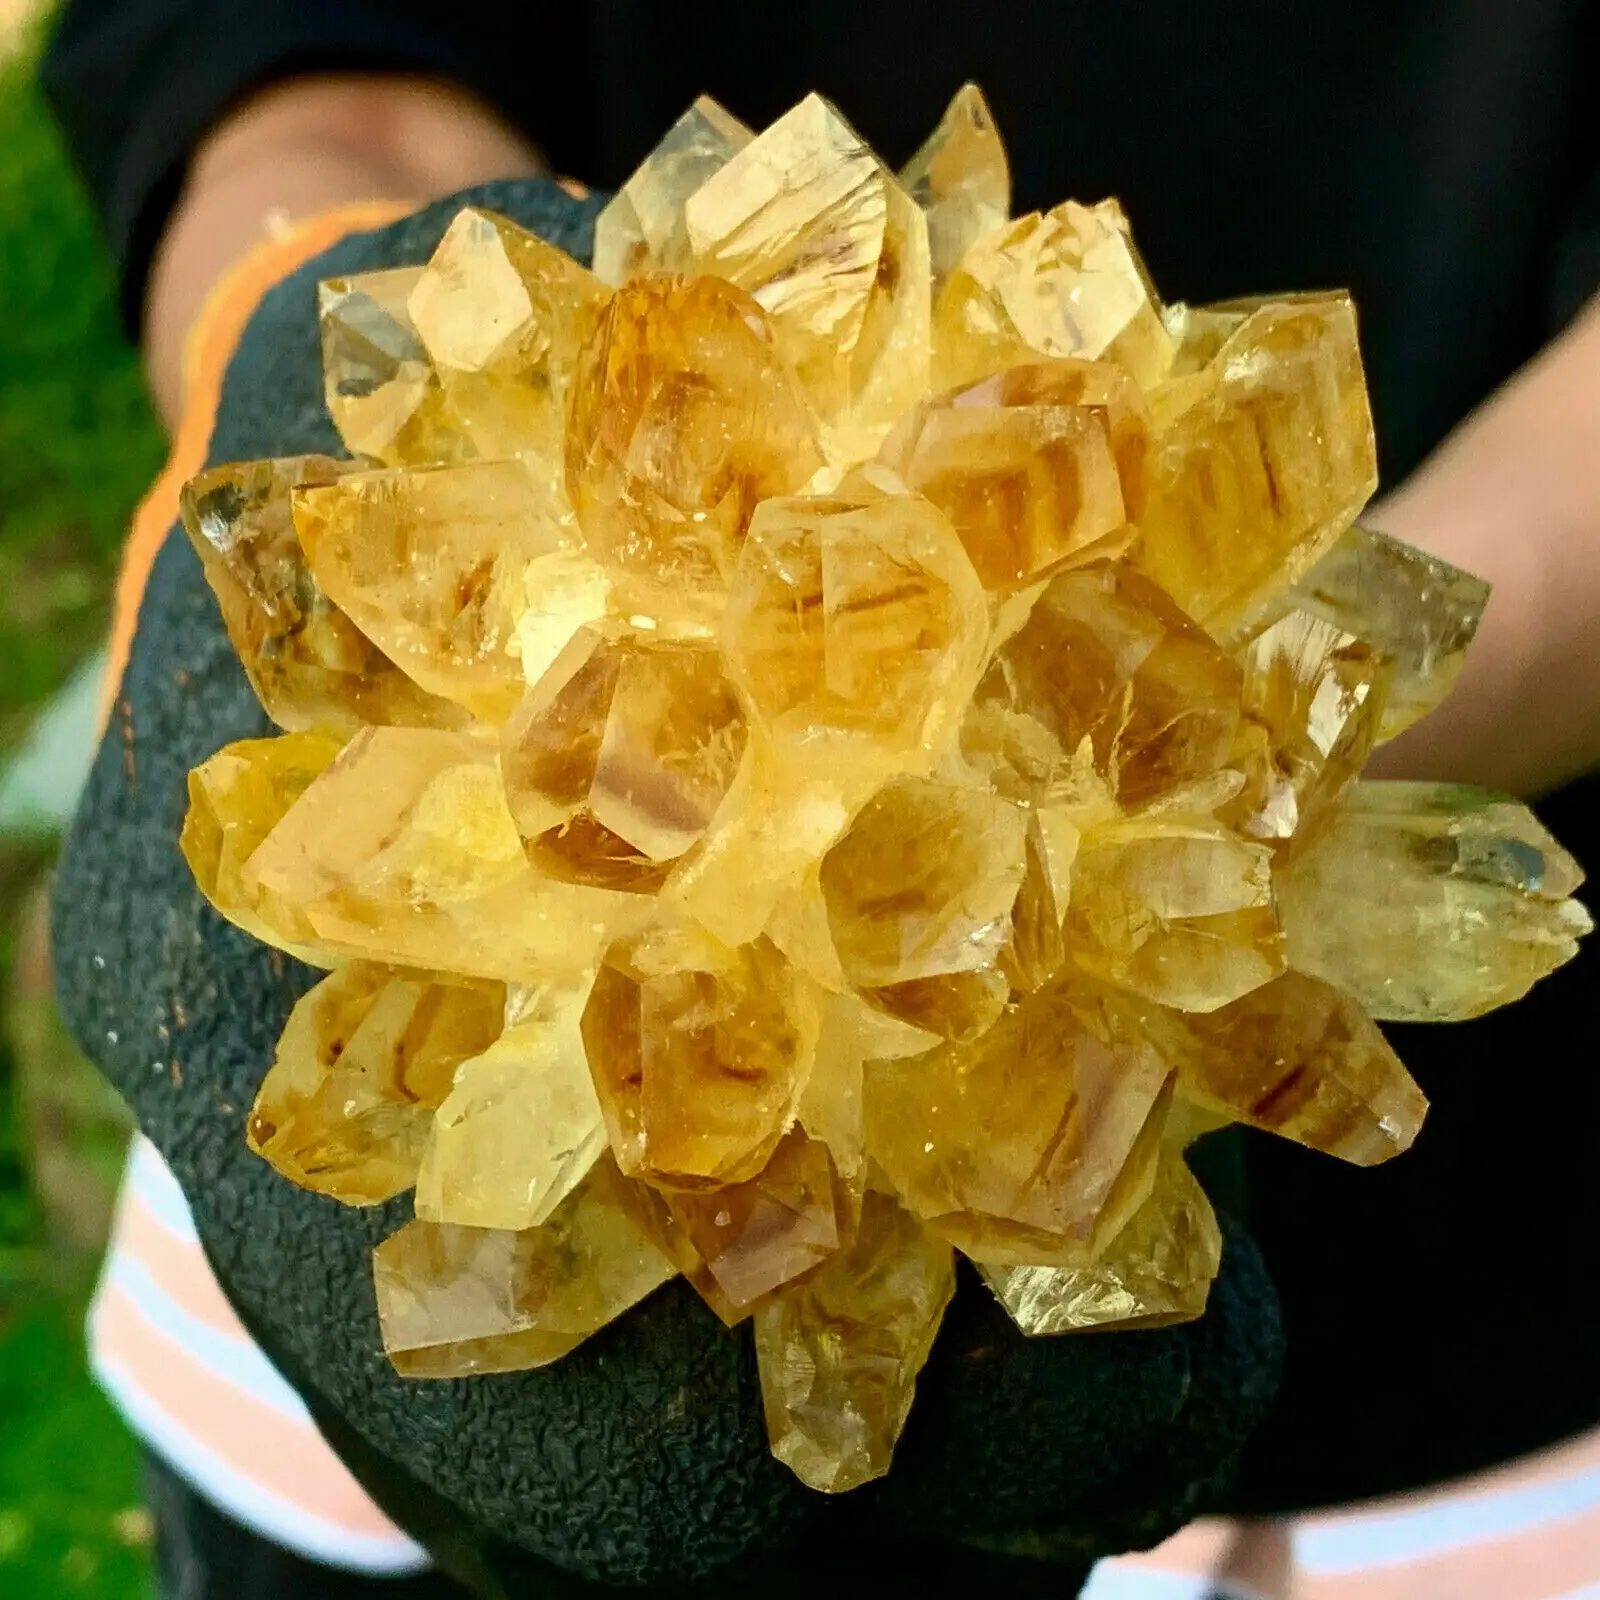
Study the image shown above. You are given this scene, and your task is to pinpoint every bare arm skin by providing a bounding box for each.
[143,74,545,426]
[1368,295,1600,797]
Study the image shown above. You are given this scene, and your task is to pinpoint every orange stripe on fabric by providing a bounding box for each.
[101,199,412,735]
[94,1281,403,1540]
[115,1189,255,1345]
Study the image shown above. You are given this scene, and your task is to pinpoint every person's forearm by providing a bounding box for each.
[1366,293,1600,797]
[145,74,545,427]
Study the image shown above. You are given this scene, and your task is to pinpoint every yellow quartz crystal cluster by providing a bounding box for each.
[178,86,1589,1495]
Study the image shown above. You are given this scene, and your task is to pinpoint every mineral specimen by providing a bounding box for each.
[899,84,1010,290]
[374,1157,674,1377]
[593,97,754,285]
[979,1151,1221,1334]
[180,457,467,732]
[249,963,504,1204]
[1132,294,1377,643]
[180,86,1587,1497]
[319,268,469,466]
[1276,783,1592,1021]
[414,973,605,1230]
[685,93,931,462]
[755,1192,954,1492]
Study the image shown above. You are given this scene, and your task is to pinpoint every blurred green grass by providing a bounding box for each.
[0,11,167,1598]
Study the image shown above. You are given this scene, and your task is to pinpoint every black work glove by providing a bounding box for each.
[53,181,1284,1598]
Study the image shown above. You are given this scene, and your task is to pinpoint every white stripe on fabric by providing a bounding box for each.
[92,1349,430,1575]
[99,1251,311,1423]
[1081,1565,1217,1598]
[1297,1465,1600,1574]
[125,1135,200,1243]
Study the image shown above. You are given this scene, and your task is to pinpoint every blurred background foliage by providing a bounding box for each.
[0,1,167,1594]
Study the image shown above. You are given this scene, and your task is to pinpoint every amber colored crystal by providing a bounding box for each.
[1067,815,1284,1012]
[407,208,609,473]
[318,269,470,466]
[593,97,754,285]
[643,1126,852,1316]
[864,981,1172,1264]
[1143,970,1427,1165]
[1283,522,1491,741]
[722,474,988,777]
[248,963,503,1204]
[500,627,747,874]
[685,93,931,462]
[1277,782,1592,1021]
[179,731,345,955]
[565,273,824,633]
[980,1152,1220,1334]
[176,92,1597,1498]
[243,725,646,977]
[821,776,1028,986]
[581,936,817,1189]
[877,360,1142,589]
[180,457,466,733]
[999,810,1075,993]
[1133,295,1377,643]
[293,458,579,724]
[933,199,1174,392]
[1225,608,1392,845]
[373,1157,675,1377]
[900,83,1010,290]
[414,972,606,1230]
[968,562,1241,809]
[755,1191,954,1493]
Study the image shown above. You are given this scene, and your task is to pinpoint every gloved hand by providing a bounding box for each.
[52,180,1283,1598]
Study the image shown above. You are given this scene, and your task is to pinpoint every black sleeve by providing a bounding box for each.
[39,0,591,337]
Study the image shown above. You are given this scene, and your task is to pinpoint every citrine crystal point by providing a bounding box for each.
[901,83,1011,290]
[180,456,467,733]
[244,725,645,979]
[723,480,988,782]
[318,268,471,466]
[374,1157,675,1378]
[581,936,817,1190]
[878,360,1140,591]
[293,457,578,724]
[755,1191,955,1493]
[248,963,503,1205]
[1133,294,1377,644]
[565,273,823,634]
[979,1153,1221,1335]
[593,96,755,286]
[684,93,932,460]
[1151,969,1427,1165]
[1277,781,1590,1022]
[1225,607,1391,846]
[1066,815,1285,1013]
[647,1127,852,1314]
[501,627,748,880]
[408,207,609,469]
[971,561,1241,811]
[933,198,1174,394]
[820,776,1028,990]
[863,982,1173,1265]
[180,730,346,956]
[414,975,606,1231]
[1286,522,1492,741]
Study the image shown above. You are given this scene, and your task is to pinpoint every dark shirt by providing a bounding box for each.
[42,0,1600,1511]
